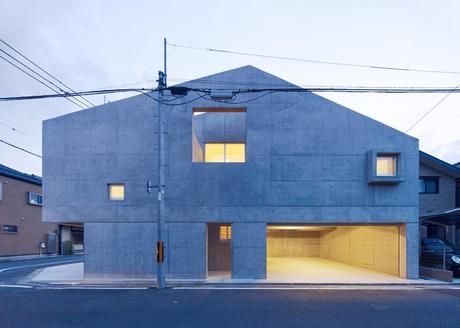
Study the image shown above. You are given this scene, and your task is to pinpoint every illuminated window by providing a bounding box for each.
[205,143,225,162]
[192,108,247,162]
[376,155,397,177]
[109,184,125,201]
[205,143,245,163]
[219,225,232,241]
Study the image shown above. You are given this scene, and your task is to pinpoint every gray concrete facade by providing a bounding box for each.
[43,66,420,280]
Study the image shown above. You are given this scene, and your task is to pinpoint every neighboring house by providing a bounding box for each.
[0,163,58,256]
[419,152,460,248]
[0,163,83,257]
[43,66,419,282]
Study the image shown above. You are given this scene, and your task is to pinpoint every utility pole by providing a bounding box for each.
[156,38,168,289]
[156,70,166,289]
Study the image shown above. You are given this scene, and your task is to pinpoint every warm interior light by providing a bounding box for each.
[219,225,231,241]
[205,144,225,162]
[204,143,245,163]
[109,184,125,201]
[267,226,336,231]
[376,156,397,176]
[225,143,245,163]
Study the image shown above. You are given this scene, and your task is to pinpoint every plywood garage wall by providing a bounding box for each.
[267,230,320,257]
[320,226,400,276]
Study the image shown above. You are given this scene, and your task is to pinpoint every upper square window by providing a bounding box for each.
[376,155,398,177]
[192,108,246,163]
[108,184,125,201]
[367,150,403,184]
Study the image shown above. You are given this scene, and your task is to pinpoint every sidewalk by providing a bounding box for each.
[25,262,460,288]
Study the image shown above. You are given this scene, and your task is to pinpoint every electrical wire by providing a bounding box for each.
[405,81,460,133]
[3,86,460,103]
[0,121,41,141]
[0,53,87,109]
[0,139,41,158]
[0,39,95,108]
[168,42,460,75]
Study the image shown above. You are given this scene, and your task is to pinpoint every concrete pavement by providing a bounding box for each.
[0,254,83,285]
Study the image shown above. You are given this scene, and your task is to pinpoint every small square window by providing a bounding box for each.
[376,155,398,177]
[2,225,18,233]
[219,225,232,242]
[109,184,125,201]
[28,192,43,206]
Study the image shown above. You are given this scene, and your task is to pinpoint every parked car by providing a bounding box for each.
[421,238,460,277]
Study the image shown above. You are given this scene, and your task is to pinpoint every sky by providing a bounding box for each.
[1,0,460,176]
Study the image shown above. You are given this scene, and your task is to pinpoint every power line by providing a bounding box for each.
[0,114,41,138]
[0,121,41,141]
[0,39,95,108]
[405,81,460,133]
[0,52,87,109]
[0,139,41,158]
[3,86,460,103]
[168,42,460,76]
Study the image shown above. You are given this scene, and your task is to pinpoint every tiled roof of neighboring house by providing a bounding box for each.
[0,163,42,186]
[419,151,460,178]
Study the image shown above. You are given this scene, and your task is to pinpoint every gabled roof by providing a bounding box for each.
[419,151,460,178]
[0,163,42,186]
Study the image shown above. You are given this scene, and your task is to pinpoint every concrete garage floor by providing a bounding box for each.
[267,257,406,283]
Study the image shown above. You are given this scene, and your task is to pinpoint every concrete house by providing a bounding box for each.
[43,66,419,282]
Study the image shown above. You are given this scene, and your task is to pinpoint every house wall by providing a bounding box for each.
[267,230,320,257]
[0,175,58,256]
[43,66,420,280]
[419,163,456,215]
[319,226,400,276]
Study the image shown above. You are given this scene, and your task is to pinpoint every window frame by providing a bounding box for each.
[108,183,125,202]
[28,192,43,206]
[419,176,439,194]
[219,224,232,242]
[204,142,246,163]
[367,149,404,184]
[2,224,18,234]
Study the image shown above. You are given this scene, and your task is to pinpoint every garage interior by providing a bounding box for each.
[267,225,406,283]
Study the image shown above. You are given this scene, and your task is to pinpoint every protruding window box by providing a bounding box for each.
[367,149,404,184]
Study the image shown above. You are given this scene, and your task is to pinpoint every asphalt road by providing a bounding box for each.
[0,254,83,284]
[0,287,460,328]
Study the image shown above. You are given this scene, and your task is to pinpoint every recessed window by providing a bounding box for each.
[192,108,246,163]
[419,177,439,194]
[28,192,43,206]
[219,224,232,242]
[2,225,18,234]
[108,184,125,201]
[376,155,398,177]
[0,181,3,201]
[205,143,245,163]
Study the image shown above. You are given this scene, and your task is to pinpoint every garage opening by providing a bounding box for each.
[207,223,232,280]
[267,225,405,283]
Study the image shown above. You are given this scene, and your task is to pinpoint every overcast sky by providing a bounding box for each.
[1,0,460,176]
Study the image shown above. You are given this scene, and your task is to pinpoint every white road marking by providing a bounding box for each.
[0,260,82,273]
[36,286,149,290]
[0,284,34,289]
